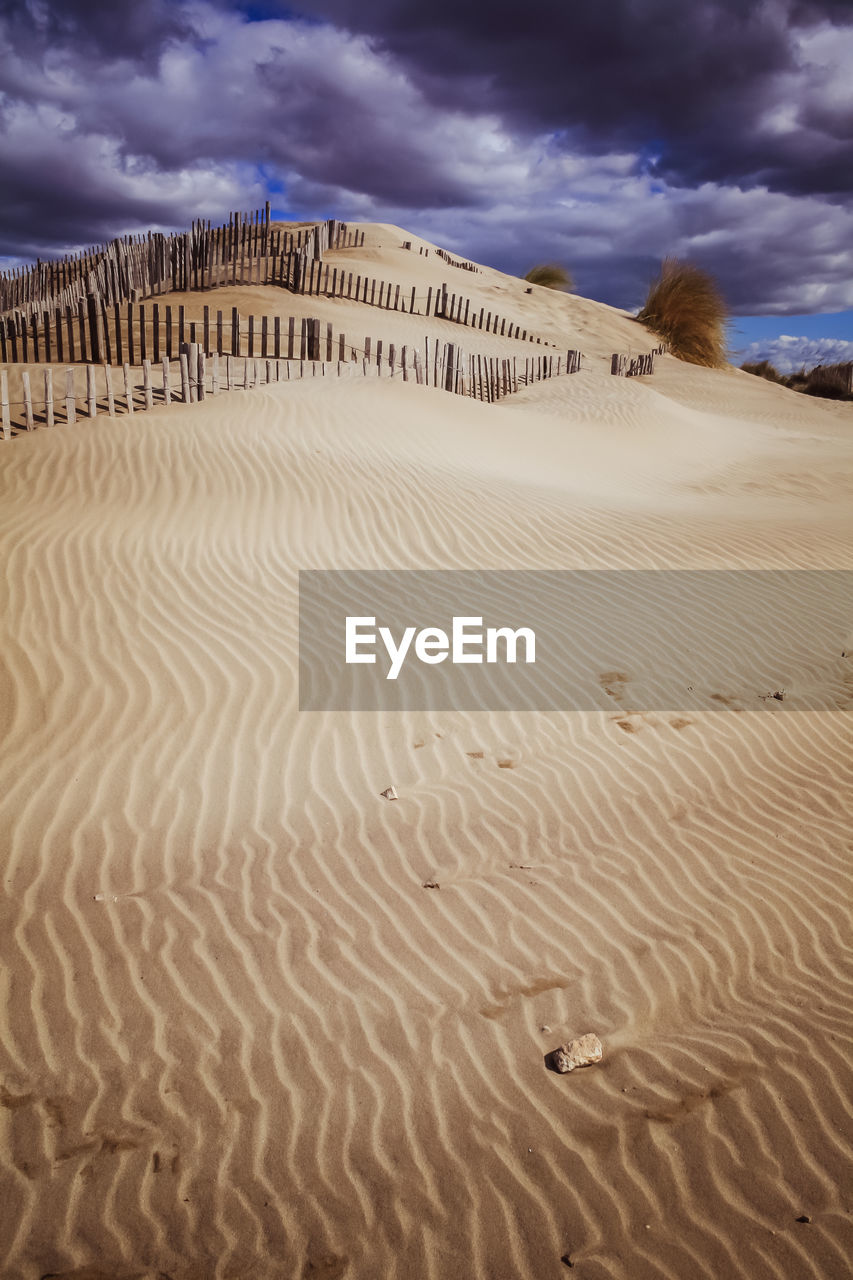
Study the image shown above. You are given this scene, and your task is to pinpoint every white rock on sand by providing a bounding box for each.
[550,1033,604,1073]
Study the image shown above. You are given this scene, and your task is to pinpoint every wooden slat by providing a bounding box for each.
[104,363,115,416]
[179,352,190,403]
[0,370,9,439]
[142,359,153,409]
[123,363,134,414]
[87,364,97,417]
[66,368,77,423]
[44,368,54,426]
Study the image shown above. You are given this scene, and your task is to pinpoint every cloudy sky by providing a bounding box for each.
[1,0,852,368]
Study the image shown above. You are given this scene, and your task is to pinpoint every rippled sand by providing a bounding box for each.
[1,226,852,1279]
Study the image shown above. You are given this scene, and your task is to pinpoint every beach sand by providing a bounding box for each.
[1,225,851,1279]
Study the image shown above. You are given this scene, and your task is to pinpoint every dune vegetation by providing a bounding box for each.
[637,257,728,367]
[741,359,853,400]
[524,262,574,291]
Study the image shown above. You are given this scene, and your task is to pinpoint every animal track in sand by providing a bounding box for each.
[151,1148,180,1174]
[642,1071,752,1124]
[480,973,577,1019]
[0,1084,35,1110]
[303,1252,349,1278]
[710,691,745,709]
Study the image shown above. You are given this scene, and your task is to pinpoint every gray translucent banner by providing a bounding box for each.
[298,570,853,712]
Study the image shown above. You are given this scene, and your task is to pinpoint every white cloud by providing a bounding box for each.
[738,334,853,372]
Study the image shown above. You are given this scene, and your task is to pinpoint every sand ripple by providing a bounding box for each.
[1,338,852,1278]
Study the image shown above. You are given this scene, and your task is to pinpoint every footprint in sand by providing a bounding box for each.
[599,671,631,699]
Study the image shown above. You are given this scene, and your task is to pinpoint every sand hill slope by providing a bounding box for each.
[1,225,852,1280]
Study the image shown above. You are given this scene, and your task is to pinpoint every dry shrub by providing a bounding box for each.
[524,263,573,291]
[801,364,852,400]
[637,257,728,367]
[741,360,781,382]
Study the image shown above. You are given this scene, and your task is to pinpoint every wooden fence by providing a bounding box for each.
[1,302,353,367]
[3,200,567,367]
[0,205,365,322]
[2,271,558,365]
[0,341,584,438]
[610,345,666,376]
[402,242,479,273]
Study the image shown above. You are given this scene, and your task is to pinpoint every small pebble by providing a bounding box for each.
[796,1215,811,1224]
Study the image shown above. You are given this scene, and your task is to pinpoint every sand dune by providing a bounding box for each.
[1,227,852,1279]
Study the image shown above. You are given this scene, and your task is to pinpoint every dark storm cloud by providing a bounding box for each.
[0,0,851,319]
[0,0,191,60]
[288,0,853,198]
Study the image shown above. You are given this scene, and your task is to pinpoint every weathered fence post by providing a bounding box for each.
[86,364,97,418]
[66,368,77,424]
[142,359,153,409]
[187,343,199,401]
[0,370,9,439]
[22,372,34,430]
[44,368,54,426]
[104,364,115,416]
[444,343,455,392]
[179,352,190,403]
[87,292,103,363]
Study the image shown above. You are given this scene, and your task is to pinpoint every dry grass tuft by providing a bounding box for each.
[637,258,728,367]
[743,360,852,400]
[741,360,781,382]
[799,364,853,400]
[524,263,573,291]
